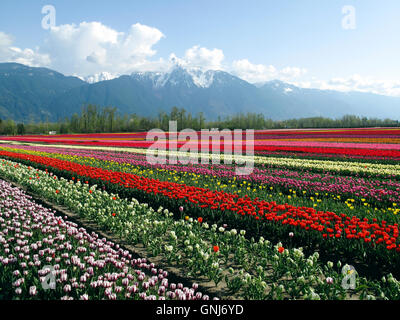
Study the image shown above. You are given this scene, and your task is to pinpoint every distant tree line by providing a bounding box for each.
[0,105,399,135]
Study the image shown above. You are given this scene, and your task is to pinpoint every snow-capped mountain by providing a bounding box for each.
[130,67,197,88]
[1,62,400,122]
[130,65,247,89]
[255,80,297,94]
[186,68,215,88]
[130,65,216,88]
[83,72,118,84]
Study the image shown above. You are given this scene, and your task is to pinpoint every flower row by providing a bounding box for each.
[9,144,398,206]
[0,178,211,300]
[1,159,399,299]
[0,150,399,259]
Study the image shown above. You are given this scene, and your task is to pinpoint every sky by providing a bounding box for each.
[0,0,400,95]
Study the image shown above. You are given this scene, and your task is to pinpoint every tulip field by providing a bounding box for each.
[1,127,400,300]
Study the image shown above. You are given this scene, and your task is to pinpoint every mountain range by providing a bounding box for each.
[0,62,399,122]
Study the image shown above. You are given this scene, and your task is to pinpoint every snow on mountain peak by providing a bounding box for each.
[130,66,218,89]
[83,72,118,84]
[186,68,215,88]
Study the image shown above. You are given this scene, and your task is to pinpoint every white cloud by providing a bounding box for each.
[43,22,165,76]
[0,32,13,47]
[169,45,225,70]
[231,58,307,83]
[231,59,277,83]
[0,31,51,67]
[292,75,400,97]
[230,59,400,97]
[184,45,224,70]
[280,67,307,79]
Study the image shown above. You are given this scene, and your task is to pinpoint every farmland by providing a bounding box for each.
[1,127,400,300]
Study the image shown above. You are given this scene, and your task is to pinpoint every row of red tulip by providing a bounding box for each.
[0,149,399,253]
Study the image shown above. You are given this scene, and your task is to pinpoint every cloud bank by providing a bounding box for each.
[43,21,165,76]
[0,31,50,67]
[291,75,400,97]
[169,45,225,70]
[230,59,307,83]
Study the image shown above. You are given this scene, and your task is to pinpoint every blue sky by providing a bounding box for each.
[0,0,400,95]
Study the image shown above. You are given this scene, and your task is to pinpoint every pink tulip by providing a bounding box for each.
[29,286,37,296]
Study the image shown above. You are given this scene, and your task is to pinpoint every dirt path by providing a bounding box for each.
[0,175,237,300]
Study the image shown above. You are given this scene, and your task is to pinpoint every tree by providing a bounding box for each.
[69,113,79,133]
[16,123,25,135]
[59,123,69,134]
[198,112,205,130]
[4,120,17,135]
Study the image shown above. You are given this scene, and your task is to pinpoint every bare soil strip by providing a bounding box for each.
[0,175,236,300]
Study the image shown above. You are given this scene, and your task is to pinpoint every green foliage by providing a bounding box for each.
[16,123,25,135]
[1,104,398,135]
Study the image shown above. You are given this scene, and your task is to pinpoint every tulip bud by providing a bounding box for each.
[326,277,334,285]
